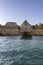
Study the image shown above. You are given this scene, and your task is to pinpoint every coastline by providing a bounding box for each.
[0,21,43,36]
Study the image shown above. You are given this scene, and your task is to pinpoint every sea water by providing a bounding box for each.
[0,36,43,65]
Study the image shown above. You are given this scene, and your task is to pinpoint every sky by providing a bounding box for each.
[0,0,43,25]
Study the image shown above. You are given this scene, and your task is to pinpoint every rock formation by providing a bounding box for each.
[0,21,43,36]
[20,20,32,32]
[20,20,32,37]
[32,29,43,36]
[32,23,43,36]
[0,22,20,36]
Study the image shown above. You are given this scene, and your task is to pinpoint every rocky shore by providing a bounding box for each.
[0,20,43,36]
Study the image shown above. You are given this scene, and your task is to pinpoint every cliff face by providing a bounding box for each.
[20,20,32,36]
[32,29,43,36]
[0,21,43,36]
[0,22,20,36]
[32,23,43,36]
[20,20,32,33]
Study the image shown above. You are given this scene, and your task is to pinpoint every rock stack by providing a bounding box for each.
[20,20,32,37]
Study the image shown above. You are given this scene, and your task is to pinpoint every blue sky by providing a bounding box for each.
[0,0,43,25]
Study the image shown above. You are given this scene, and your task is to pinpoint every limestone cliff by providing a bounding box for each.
[0,22,20,36]
[32,29,43,36]
[32,23,43,36]
[0,21,43,36]
[20,20,32,33]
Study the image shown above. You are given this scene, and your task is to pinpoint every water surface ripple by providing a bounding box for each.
[0,36,43,65]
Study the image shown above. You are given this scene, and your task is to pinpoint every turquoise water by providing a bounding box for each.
[0,36,43,65]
